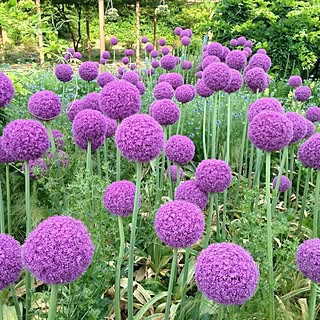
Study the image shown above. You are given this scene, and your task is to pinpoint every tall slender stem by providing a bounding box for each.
[204,193,215,247]
[164,249,178,320]
[0,174,4,233]
[10,285,21,320]
[46,122,57,164]
[158,127,167,204]
[298,168,311,232]
[97,150,102,179]
[127,162,142,319]
[295,162,303,210]
[218,305,224,320]
[211,94,218,159]
[180,248,190,306]
[47,285,59,320]
[155,156,160,205]
[222,191,227,240]
[116,122,121,181]
[0,302,3,320]
[225,95,231,164]
[86,140,92,176]
[6,164,11,234]
[202,100,208,160]
[176,164,181,191]
[248,144,254,186]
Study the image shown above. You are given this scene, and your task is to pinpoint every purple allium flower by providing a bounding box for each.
[64,53,71,61]
[141,36,149,44]
[223,69,243,94]
[150,50,159,58]
[130,64,136,70]
[151,60,160,69]
[121,56,129,65]
[48,150,69,167]
[145,43,154,53]
[158,73,184,89]
[249,53,272,72]
[185,28,193,37]
[175,180,209,210]
[73,52,82,60]
[248,111,293,151]
[0,234,22,290]
[195,242,259,305]
[195,159,232,193]
[304,119,315,138]
[145,68,155,76]
[182,60,193,70]
[82,92,101,112]
[305,106,320,122]
[174,27,182,36]
[160,55,177,71]
[296,238,320,284]
[0,137,15,163]
[0,72,15,108]
[237,36,247,46]
[180,30,189,38]
[243,47,252,57]
[298,134,320,169]
[153,82,174,100]
[166,165,184,182]
[66,99,85,122]
[165,135,195,166]
[67,48,75,55]
[244,40,253,48]
[272,175,291,192]
[196,71,203,79]
[22,216,94,284]
[100,80,141,120]
[161,46,170,55]
[55,64,73,82]
[118,67,126,75]
[201,55,220,70]
[104,117,117,138]
[125,49,134,57]
[103,180,141,217]
[288,75,302,88]
[22,158,48,179]
[248,98,284,123]
[149,99,180,126]
[225,50,247,71]
[245,67,269,93]
[2,120,50,162]
[203,62,231,91]
[115,114,164,162]
[72,109,107,150]
[51,129,64,150]
[181,36,191,46]
[110,37,118,46]
[230,39,238,47]
[136,81,146,95]
[257,48,267,55]
[175,84,196,104]
[28,90,62,121]
[100,58,106,65]
[207,42,223,58]
[78,61,99,82]
[286,112,307,144]
[97,72,114,88]
[221,47,230,62]
[154,200,205,248]
[102,50,111,60]
[122,71,140,85]
[196,79,214,98]
[295,86,312,102]
[158,38,166,46]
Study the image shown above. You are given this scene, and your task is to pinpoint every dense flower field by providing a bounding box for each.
[0,28,320,320]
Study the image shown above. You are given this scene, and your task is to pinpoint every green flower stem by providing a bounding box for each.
[48,285,59,320]
[6,164,12,234]
[176,104,184,135]
[97,150,102,179]
[284,148,289,208]
[204,193,215,247]
[0,174,4,233]
[252,149,263,211]
[225,95,231,164]
[164,249,178,320]
[115,216,125,320]
[86,140,92,176]
[167,158,173,199]
[176,164,181,191]
[248,144,254,186]
[155,156,160,205]
[202,100,208,160]
[0,300,2,320]
[207,101,211,158]
[298,168,311,232]
[46,123,57,164]
[309,283,317,320]
[62,83,66,108]
[211,94,218,159]
[266,152,275,319]
[158,127,167,205]
[180,248,190,306]
[10,285,21,320]
[127,162,142,320]
[295,162,303,210]
[287,145,295,206]
[222,191,227,241]
[116,122,121,181]
[218,305,224,320]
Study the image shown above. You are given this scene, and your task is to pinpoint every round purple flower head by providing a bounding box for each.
[223,69,243,94]
[181,36,191,46]
[145,43,153,53]
[48,150,69,168]
[161,46,170,55]
[64,53,70,61]
[207,42,223,58]
[195,159,232,193]
[73,52,82,60]
[104,117,117,138]
[28,90,62,121]
[295,86,312,102]
[182,60,193,70]
[141,36,149,44]
[22,216,94,284]
[103,180,141,217]
[175,84,196,104]
[151,60,160,69]
[195,242,259,305]
[115,114,164,162]
[248,111,293,152]
[305,106,320,122]
[55,64,73,82]
[122,71,140,85]
[97,72,114,88]
[155,200,205,248]
[286,112,307,144]
[72,109,107,150]
[118,67,126,76]
[0,234,22,290]
[257,48,267,55]
[136,81,146,95]
[22,158,48,180]
[196,79,214,98]
[244,40,253,48]
[304,119,315,138]
[166,165,184,182]
[125,49,134,57]
[288,75,302,88]
[244,47,252,57]
[158,73,184,89]
[102,51,111,60]
[122,56,129,65]
[203,62,231,91]
[298,134,320,170]
[225,50,247,71]
[248,98,284,123]
[296,238,320,284]
[0,137,16,163]
[160,55,177,71]
[100,80,141,120]
[245,67,269,93]
[66,99,85,122]
[130,64,136,70]
[67,48,75,55]
[100,58,106,65]
[272,175,291,192]
[221,47,230,62]
[110,37,118,46]
[149,99,180,126]
[185,29,193,37]
[151,50,159,58]
[2,119,50,162]
[196,71,203,79]
[229,39,238,47]
[79,61,99,82]
[174,27,182,36]
[153,82,174,100]
[249,53,272,72]
[158,38,166,46]
[180,30,189,38]
[175,180,209,210]
[201,55,220,70]
[237,36,247,46]
[82,92,101,112]
[165,135,195,166]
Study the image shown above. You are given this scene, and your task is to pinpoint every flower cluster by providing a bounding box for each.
[0,71,15,108]
[286,112,307,144]
[158,73,184,89]
[55,64,73,82]
[203,63,231,91]
[78,62,99,82]
[166,165,184,182]
[298,134,320,170]
[149,99,180,126]
[97,72,114,88]
[272,175,291,192]
[175,84,196,104]
[294,86,312,102]
[225,50,247,70]
[248,98,284,123]
[153,82,174,100]
[165,135,195,166]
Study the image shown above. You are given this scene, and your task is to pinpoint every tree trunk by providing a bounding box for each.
[86,3,91,60]
[135,0,140,65]
[153,12,157,48]
[35,0,45,64]
[98,0,105,57]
